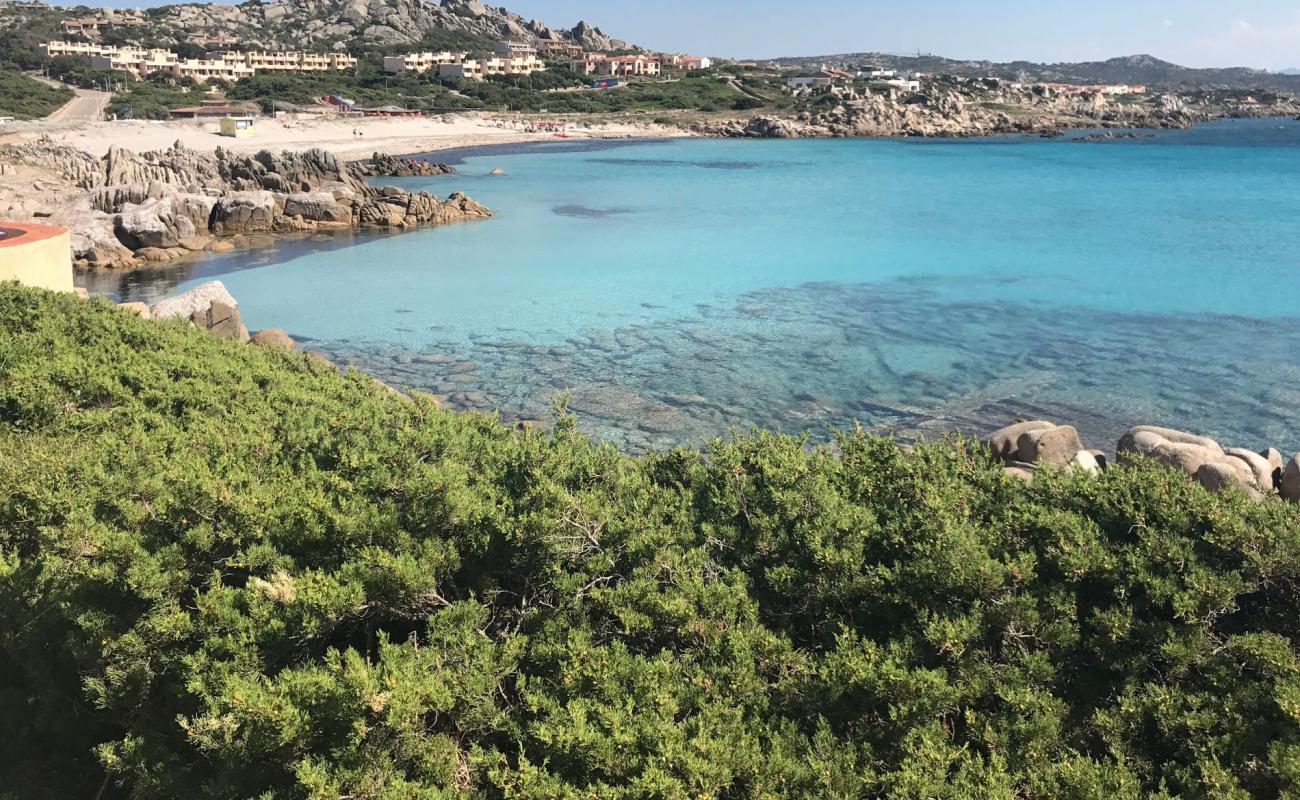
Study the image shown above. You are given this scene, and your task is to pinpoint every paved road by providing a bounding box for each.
[32,76,111,122]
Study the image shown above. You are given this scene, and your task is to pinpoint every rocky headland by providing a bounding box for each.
[698,79,1300,139]
[0,139,489,269]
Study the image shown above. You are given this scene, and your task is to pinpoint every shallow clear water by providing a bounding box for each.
[92,119,1300,453]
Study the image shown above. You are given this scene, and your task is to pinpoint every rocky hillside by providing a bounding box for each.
[110,0,632,53]
[768,52,1300,92]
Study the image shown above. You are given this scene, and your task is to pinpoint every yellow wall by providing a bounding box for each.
[0,225,74,292]
[220,117,256,137]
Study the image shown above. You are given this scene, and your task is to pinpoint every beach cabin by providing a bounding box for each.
[218,116,256,138]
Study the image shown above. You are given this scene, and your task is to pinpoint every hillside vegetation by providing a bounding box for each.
[0,69,72,119]
[3,284,1300,799]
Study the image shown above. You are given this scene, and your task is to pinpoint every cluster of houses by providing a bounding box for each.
[36,41,357,82]
[785,65,1150,98]
[1036,82,1148,96]
[383,40,711,83]
[382,41,547,81]
[788,66,923,93]
[569,52,711,78]
[58,10,148,36]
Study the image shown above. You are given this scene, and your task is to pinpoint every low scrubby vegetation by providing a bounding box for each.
[105,75,209,120]
[0,68,72,119]
[3,283,1300,799]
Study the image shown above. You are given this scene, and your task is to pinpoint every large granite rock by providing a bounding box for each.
[150,281,249,341]
[1116,425,1225,476]
[1017,425,1084,468]
[1196,458,1263,500]
[349,152,456,178]
[282,191,353,225]
[65,212,137,267]
[1223,448,1276,492]
[210,191,279,233]
[1282,455,1300,503]
[115,193,218,250]
[985,420,1055,462]
[250,328,295,349]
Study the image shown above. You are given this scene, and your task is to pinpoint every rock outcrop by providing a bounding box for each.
[349,152,456,178]
[989,419,1294,501]
[984,420,1098,478]
[79,0,638,52]
[697,78,1300,140]
[150,281,249,341]
[0,142,492,269]
[251,328,296,349]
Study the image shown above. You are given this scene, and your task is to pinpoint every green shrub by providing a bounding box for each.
[3,283,1300,798]
[105,79,197,120]
[0,68,72,119]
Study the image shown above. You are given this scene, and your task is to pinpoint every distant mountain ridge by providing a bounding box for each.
[40,0,637,53]
[766,52,1300,91]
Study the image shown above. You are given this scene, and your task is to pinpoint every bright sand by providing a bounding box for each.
[4,112,686,160]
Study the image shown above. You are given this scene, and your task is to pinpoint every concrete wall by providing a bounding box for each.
[0,222,74,292]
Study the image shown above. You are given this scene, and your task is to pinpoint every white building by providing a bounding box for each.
[875,78,920,92]
[439,54,546,81]
[383,51,462,75]
[493,41,537,57]
[787,76,834,89]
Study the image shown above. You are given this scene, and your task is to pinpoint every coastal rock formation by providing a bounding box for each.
[698,78,1300,140]
[1017,425,1085,467]
[990,420,1292,501]
[149,281,249,342]
[115,193,218,250]
[210,192,279,234]
[1282,456,1300,502]
[349,152,456,178]
[0,142,493,269]
[1117,425,1225,476]
[984,420,1096,476]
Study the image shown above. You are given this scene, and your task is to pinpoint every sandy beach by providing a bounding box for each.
[2,112,689,161]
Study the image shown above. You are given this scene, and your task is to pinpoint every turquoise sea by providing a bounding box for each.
[90,119,1300,453]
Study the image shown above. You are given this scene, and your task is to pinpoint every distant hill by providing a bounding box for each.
[1281,68,1300,76]
[0,0,637,56]
[765,52,1300,91]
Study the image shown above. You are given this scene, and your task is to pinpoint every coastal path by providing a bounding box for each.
[33,77,111,123]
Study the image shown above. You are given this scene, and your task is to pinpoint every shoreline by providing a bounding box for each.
[1,113,695,163]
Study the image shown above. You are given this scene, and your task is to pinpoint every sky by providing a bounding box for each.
[93,0,1300,70]
[496,0,1300,70]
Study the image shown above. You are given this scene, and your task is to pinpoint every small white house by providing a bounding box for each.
[788,76,833,89]
[875,78,921,92]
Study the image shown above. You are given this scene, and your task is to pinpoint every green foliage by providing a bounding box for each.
[45,56,132,91]
[0,68,71,119]
[0,5,63,69]
[450,75,762,114]
[3,283,1300,798]
[228,72,474,113]
[105,79,198,120]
